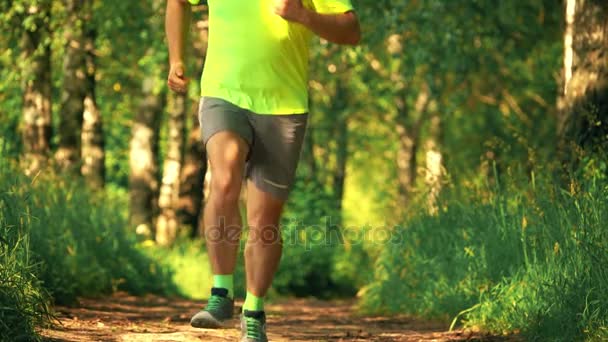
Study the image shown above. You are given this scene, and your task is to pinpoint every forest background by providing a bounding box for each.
[0,0,606,341]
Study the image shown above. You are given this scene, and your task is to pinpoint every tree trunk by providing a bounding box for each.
[156,93,187,246]
[21,2,52,175]
[129,76,164,238]
[81,25,105,189]
[332,83,348,213]
[558,0,608,168]
[172,9,210,237]
[424,113,442,214]
[302,123,318,181]
[177,101,207,237]
[56,0,89,171]
[395,118,417,207]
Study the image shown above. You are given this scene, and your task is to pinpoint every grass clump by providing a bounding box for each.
[0,158,176,340]
[0,203,51,342]
[361,176,608,341]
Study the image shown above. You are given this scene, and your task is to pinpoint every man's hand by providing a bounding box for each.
[167,62,189,94]
[274,0,306,23]
[274,0,360,45]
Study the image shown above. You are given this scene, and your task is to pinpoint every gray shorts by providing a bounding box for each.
[199,97,308,200]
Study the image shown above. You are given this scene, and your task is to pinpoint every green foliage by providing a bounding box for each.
[0,157,177,339]
[141,238,212,300]
[0,201,51,342]
[361,175,608,341]
[8,170,174,303]
[1,0,606,340]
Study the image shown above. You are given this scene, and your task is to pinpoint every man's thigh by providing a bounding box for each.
[245,113,308,200]
[199,97,252,174]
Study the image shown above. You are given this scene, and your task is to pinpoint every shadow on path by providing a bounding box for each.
[41,293,515,341]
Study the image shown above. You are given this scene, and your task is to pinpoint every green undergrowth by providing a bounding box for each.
[0,159,176,341]
[361,174,608,341]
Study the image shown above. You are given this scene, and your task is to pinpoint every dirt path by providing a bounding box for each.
[41,293,507,341]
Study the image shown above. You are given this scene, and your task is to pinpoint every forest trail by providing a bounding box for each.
[40,293,511,342]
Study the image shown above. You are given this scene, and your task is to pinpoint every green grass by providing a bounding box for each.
[0,158,177,340]
[0,220,51,342]
[361,175,608,341]
[141,238,213,300]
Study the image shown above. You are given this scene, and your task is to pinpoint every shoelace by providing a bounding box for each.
[205,295,226,312]
[245,316,263,340]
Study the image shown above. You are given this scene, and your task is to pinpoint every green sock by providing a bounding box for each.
[243,291,264,311]
[213,274,234,299]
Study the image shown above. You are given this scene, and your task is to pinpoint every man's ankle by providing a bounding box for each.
[243,291,264,311]
[213,274,234,298]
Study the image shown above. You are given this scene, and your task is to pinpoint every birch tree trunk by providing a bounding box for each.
[332,83,348,213]
[156,93,186,246]
[395,86,429,207]
[56,0,89,171]
[175,7,209,237]
[558,0,608,167]
[129,76,164,238]
[424,112,442,213]
[21,2,52,175]
[81,25,105,189]
[395,116,417,207]
[177,102,206,237]
[129,0,166,237]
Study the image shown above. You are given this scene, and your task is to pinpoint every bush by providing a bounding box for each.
[0,158,176,339]
[20,173,175,303]
[361,176,608,341]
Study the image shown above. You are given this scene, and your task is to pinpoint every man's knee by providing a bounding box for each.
[206,132,248,205]
[210,171,242,204]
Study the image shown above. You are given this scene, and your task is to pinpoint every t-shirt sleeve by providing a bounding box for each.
[311,0,354,14]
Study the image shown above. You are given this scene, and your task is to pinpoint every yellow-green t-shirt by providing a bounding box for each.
[193,0,354,114]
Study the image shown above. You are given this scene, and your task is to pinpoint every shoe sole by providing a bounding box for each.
[191,316,232,329]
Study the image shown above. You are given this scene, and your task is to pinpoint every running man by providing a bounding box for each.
[165,0,360,341]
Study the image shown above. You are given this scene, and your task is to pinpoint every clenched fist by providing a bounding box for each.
[167,62,189,94]
[273,0,307,23]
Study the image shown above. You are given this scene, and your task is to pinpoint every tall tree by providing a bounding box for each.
[558,0,608,167]
[21,0,52,175]
[129,77,165,237]
[80,20,105,189]
[129,0,166,237]
[332,81,349,213]
[424,110,442,213]
[395,83,430,207]
[177,102,206,237]
[56,0,90,171]
[156,92,186,246]
[176,6,209,237]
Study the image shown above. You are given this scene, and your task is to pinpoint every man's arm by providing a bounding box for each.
[274,0,361,45]
[166,0,192,93]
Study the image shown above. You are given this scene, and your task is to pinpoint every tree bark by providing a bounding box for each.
[332,83,348,213]
[174,8,209,237]
[424,112,442,214]
[177,101,207,237]
[395,117,417,207]
[21,2,52,175]
[129,76,164,238]
[558,0,608,167]
[81,25,105,189]
[56,0,89,171]
[156,93,187,246]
